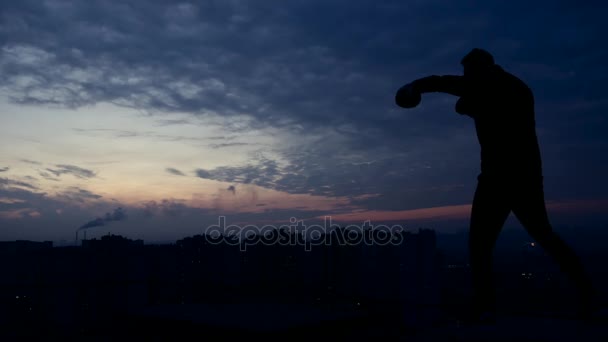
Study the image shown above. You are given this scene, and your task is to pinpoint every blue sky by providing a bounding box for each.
[1,0,607,243]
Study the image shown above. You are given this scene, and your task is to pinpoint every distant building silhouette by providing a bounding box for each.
[0,228,443,338]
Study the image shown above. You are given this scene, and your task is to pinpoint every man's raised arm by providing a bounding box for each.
[395,75,468,109]
[410,75,466,96]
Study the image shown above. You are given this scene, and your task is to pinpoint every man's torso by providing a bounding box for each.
[464,66,543,179]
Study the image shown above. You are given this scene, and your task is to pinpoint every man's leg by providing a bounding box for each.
[469,177,511,317]
[512,178,596,315]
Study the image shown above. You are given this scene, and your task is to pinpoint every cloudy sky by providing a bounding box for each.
[1,0,607,243]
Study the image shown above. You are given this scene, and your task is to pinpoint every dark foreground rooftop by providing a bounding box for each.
[409,314,608,342]
[5,301,604,341]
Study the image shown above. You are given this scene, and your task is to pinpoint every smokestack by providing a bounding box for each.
[75,230,79,246]
[84,230,87,241]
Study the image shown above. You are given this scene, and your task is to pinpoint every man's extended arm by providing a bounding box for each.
[410,75,466,97]
[395,74,474,110]
[417,76,480,116]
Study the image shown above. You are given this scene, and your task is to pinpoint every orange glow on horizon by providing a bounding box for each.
[323,204,473,223]
[321,199,608,224]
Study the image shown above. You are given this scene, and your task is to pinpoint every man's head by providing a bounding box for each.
[461,48,495,77]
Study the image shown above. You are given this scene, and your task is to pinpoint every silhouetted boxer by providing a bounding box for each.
[396,48,597,322]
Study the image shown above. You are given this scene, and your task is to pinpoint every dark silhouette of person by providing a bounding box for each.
[395,48,597,322]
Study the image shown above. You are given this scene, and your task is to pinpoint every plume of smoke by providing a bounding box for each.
[244,185,258,205]
[213,186,234,212]
[213,184,259,212]
[79,207,127,230]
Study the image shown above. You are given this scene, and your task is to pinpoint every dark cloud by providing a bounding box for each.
[194,169,212,179]
[46,164,96,179]
[79,207,127,230]
[0,167,9,172]
[72,128,138,138]
[209,142,250,149]
[193,139,476,211]
[166,167,186,176]
[0,177,39,191]
[0,186,45,208]
[207,136,237,141]
[1,0,607,211]
[2,1,605,129]
[58,187,103,202]
[0,0,486,134]
[38,171,60,181]
[155,119,191,126]
[20,159,42,165]
[196,157,280,188]
[72,127,208,143]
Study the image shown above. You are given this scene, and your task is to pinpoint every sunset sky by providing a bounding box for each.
[1,0,607,243]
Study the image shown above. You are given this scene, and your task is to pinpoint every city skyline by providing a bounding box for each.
[1,0,608,243]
